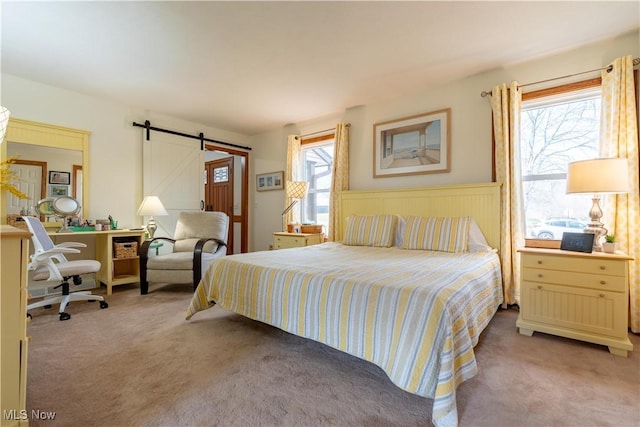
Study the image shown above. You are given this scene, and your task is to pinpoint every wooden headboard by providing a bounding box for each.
[338,182,502,252]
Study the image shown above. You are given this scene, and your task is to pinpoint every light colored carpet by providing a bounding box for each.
[25,283,640,427]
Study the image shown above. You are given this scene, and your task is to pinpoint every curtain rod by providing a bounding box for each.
[480,57,640,97]
[132,120,252,151]
[299,123,351,139]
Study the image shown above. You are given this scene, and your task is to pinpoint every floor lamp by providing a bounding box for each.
[566,158,629,251]
[282,181,308,232]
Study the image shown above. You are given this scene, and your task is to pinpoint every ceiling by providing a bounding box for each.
[2,1,638,136]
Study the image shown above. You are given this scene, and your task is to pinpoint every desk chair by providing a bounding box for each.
[139,211,229,294]
[22,216,108,321]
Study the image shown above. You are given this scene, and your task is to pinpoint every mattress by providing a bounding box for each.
[187,242,503,426]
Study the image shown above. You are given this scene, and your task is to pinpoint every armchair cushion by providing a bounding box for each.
[173,211,228,252]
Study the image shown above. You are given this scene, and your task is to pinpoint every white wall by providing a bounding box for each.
[247,30,639,251]
[2,30,637,252]
[1,75,249,231]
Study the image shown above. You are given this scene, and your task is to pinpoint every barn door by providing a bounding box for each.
[141,129,204,238]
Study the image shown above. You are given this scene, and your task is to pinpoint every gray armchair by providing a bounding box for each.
[139,211,229,294]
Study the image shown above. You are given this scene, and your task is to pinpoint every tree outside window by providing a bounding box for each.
[520,87,600,238]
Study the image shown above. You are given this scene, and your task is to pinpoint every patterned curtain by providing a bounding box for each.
[328,123,349,241]
[490,82,524,307]
[285,135,301,227]
[599,55,640,332]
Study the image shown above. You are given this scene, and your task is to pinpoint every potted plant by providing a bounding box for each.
[603,234,617,253]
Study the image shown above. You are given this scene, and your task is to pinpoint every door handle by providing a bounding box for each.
[200,200,205,211]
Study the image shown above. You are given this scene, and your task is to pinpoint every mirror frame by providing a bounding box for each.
[1,118,90,221]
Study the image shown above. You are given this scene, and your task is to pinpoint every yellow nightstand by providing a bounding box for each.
[516,247,634,357]
[273,232,323,249]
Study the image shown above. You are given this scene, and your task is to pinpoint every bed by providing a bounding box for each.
[186,182,504,427]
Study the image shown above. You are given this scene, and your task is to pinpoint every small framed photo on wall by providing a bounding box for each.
[50,185,69,197]
[256,171,284,191]
[49,171,71,185]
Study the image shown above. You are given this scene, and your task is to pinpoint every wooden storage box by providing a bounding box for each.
[300,224,323,234]
[6,214,32,230]
[113,241,138,258]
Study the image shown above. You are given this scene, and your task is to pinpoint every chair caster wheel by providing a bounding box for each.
[99,301,109,309]
[59,312,71,321]
[26,313,32,319]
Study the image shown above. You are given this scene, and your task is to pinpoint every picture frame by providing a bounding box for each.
[256,171,284,192]
[373,108,451,178]
[560,232,594,253]
[49,171,71,185]
[50,185,69,197]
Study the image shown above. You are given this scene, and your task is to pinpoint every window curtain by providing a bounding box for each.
[285,134,301,226]
[328,123,349,241]
[490,82,524,307]
[599,55,640,333]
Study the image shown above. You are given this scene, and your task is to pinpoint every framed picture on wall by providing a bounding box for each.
[49,171,71,185]
[373,108,451,178]
[256,171,284,191]
[50,185,69,197]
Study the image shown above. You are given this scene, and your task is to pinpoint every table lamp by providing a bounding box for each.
[566,158,629,251]
[282,181,308,231]
[137,196,168,239]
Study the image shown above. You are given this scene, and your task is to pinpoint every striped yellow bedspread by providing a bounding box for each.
[187,242,503,427]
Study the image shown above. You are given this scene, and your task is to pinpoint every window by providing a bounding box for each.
[520,83,601,239]
[300,135,334,234]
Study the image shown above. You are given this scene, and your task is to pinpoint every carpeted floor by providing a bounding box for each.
[25,283,640,427]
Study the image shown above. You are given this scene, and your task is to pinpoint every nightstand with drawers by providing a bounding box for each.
[273,232,323,249]
[516,247,633,357]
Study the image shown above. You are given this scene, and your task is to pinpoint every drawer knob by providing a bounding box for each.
[537,274,543,278]
[600,266,606,270]
[537,260,542,264]
[600,280,606,285]
[537,285,542,290]
[599,293,605,298]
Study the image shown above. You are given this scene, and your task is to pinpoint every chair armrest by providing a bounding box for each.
[55,242,87,249]
[192,238,227,291]
[139,237,176,295]
[32,247,81,263]
[140,237,176,256]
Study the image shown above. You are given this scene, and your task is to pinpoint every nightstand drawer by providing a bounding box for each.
[522,268,626,292]
[522,254,626,277]
[275,236,306,248]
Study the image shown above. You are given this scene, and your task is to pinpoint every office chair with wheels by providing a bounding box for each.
[22,216,108,321]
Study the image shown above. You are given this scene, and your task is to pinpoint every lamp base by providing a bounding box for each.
[146,216,158,239]
[585,195,606,252]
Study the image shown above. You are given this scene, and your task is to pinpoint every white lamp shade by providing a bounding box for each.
[0,106,11,142]
[286,181,308,199]
[566,158,629,194]
[136,196,168,216]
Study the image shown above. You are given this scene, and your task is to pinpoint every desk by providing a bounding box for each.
[49,229,145,295]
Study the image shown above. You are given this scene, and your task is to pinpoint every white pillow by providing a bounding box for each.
[468,219,492,252]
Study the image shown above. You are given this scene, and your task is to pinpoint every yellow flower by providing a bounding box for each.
[1,156,29,199]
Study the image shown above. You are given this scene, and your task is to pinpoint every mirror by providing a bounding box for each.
[37,196,81,232]
[1,118,90,221]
